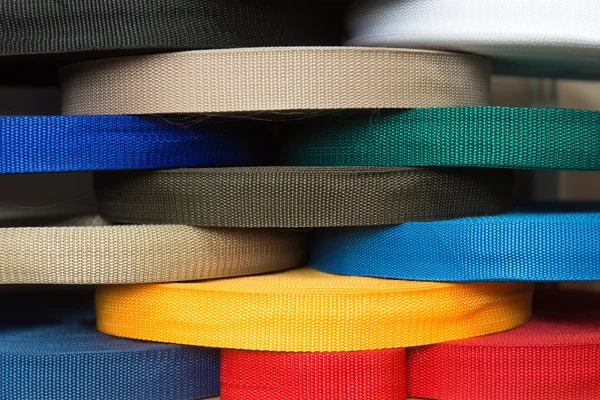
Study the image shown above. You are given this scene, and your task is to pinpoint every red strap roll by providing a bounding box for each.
[408,291,600,400]
[221,349,407,400]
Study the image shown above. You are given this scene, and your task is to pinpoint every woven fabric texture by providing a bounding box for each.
[0,116,266,173]
[346,0,600,78]
[60,47,491,115]
[221,349,406,400]
[0,0,339,58]
[0,290,219,400]
[95,167,513,228]
[0,216,306,284]
[96,267,533,352]
[311,204,600,282]
[408,290,600,400]
[281,107,600,170]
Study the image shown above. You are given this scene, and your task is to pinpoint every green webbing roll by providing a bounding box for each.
[281,107,600,170]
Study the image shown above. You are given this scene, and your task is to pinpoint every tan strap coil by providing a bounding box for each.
[0,216,306,284]
[61,47,491,115]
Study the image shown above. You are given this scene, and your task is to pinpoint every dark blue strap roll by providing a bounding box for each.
[0,290,219,399]
[0,115,266,173]
[310,204,600,282]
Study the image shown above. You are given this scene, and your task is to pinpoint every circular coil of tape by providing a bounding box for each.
[96,267,533,351]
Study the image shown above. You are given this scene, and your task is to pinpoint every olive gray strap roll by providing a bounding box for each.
[96,167,514,228]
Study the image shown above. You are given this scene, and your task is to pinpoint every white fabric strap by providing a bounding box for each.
[346,0,600,78]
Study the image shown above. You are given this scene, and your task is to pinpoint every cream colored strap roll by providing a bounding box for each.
[0,216,306,284]
[60,47,491,115]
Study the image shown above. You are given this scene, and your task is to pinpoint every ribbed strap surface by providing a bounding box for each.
[0,291,219,400]
[0,216,306,284]
[95,167,513,228]
[96,267,533,351]
[281,107,600,170]
[221,349,406,400]
[408,291,600,400]
[60,47,491,115]
[0,116,266,173]
[311,204,600,281]
[346,0,600,78]
[0,0,339,58]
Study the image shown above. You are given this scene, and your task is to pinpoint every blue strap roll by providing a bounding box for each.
[310,204,600,282]
[0,115,267,173]
[0,290,219,399]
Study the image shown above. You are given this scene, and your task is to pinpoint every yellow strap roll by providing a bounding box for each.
[97,267,533,352]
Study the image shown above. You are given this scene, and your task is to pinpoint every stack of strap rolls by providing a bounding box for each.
[2,0,599,398]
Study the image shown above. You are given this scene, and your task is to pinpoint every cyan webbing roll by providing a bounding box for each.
[0,116,265,173]
[281,107,600,170]
[311,204,600,281]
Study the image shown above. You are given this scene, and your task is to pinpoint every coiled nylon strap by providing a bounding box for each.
[96,267,533,352]
[61,47,491,115]
[311,204,600,282]
[0,291,219,400]
[0,0,339,58]
[346,0,600,78]
[0,116,266,173]
[221,349,406,400]
[282,107,600,170]
[0,216,305,284]
[95,167,513,228]
[408,290,600,400]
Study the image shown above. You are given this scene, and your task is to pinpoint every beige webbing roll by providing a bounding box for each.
[60,47,491,115]
[0,216,306,284]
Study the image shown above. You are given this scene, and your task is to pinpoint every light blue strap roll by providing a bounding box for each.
[310,204,600,282]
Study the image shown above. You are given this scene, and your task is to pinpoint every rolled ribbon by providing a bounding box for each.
[311,204,600,282]
[346,0,600,78]
[96,267,533,351]
[61,47,491,115]
[1,0,339,58]
[408,290,600,400]
[0,216,305,284]
[0,290,219,400]
[0,116,266,173]
[281,107,600,170]
[221,349,406,400]
[95,167,513,228]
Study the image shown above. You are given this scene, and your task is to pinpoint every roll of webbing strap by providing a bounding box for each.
[221,349,406,400]
[0,0,340,59]
[408,290,600,400]
[0,116,266,173]
[346,0,600,78]
[0,290,219,400]
[310,204,600,282]
[281,107,600,170]
[96,267,534,351]
[60,47,491,115]
[0,216,305,284]
[95,167,514,228]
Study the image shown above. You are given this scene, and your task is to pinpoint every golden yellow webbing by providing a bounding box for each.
[97,267,533,352]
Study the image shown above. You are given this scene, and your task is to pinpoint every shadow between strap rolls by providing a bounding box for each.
[1,0,339,59]
[408,290,600,400]
[96,267,534,352]
[221,349,406,400]
[0,291,219,400]
[282,107,600,170]
[0,116,266,174]
[0,216,305,284]
[310,204,600,281]
[346,0,600,78]
[60,47,491,115]
[95,167,514,228]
